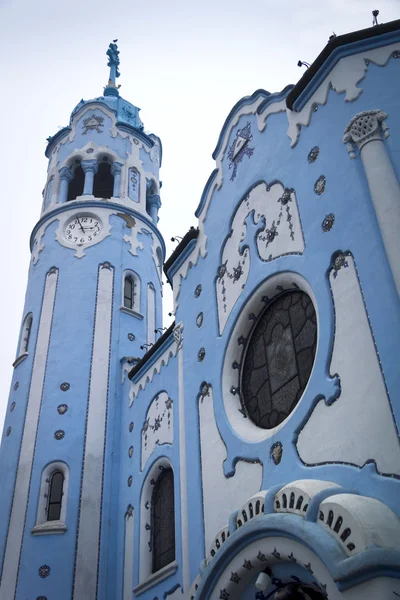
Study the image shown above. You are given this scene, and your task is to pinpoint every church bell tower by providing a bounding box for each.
[0,42,164,600]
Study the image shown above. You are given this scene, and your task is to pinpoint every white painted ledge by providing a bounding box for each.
[133,561,178,596]
[120,306,144,320]
[31,520,67,536]
[12,353,28,368]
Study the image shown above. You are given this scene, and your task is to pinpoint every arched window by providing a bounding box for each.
[151,468,175,572]
[93,159,114,199]
[124,275,135,309]
[241,290,317,429]
[47,470,64,521]
[20,313,32,354]
[67,165,85,201]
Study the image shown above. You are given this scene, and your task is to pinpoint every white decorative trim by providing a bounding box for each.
[133,561,178,596]
[297,256,400,474]
[0,268,58,600]
[319,493,400,556]
[12,352,28,368]
[120,306,143,319]
[123,507,134,600]
[274,480,339,517]
[199,385,263,555]
[34,461,70,530]
[235,491,267,529]
[287,41,400,146]
[73,263,114,600]
[31,520,67,536]
[129,334,180,404]
[173,322,183,351]
[141,392,173,470]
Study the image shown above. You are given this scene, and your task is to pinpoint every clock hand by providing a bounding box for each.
[76,217,85,233]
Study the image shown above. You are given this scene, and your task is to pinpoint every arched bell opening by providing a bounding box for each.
[93,158,114,199]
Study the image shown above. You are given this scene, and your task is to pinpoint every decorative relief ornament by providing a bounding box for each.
[82,114,104,135]
[54,430,65,440]
[198,348,206,362]
[128,446,133,457]
[10,402,15,412]
[129,422,134,432]
[128,333,135,341]
[322,214,335,232]
[343,109,389,158]
[57,404,68,415]
[270,441,283,465]
[128,475,133,487]
[60,382,70,391]
[307,146,319,163]
[6,427,11,436]
[173,322,184,350]
[38,565,51,578]
[194,284,202,297]
[314,175,326,195]
[196,312,203,328]
[14,381,19,390]
[227,122,255,181]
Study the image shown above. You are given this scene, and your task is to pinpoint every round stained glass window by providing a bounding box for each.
[241,291,317,429]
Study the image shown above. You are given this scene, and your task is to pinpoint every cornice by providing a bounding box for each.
[30,200,166,255]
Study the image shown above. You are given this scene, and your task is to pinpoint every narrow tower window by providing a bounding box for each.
[93,160,114,199]
[47,471,64,521]
[151,468,175,572]
[124,276,135,310]
[67,165,85,201]
[20,313,33,355]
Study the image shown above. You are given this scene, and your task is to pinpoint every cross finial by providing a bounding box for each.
[106,40,120,90]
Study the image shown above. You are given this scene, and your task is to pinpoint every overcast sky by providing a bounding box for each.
[0,0,398,436]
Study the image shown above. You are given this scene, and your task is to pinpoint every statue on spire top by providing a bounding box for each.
[106,40,120,87]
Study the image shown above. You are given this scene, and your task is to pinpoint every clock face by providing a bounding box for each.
[63,214,103,246]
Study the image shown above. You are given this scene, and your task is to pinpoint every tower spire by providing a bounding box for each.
[104,40,120,97]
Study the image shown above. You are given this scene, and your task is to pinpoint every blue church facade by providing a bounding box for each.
[1,20,400,600]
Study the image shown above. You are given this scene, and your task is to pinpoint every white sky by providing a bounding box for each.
[0,0,398,436]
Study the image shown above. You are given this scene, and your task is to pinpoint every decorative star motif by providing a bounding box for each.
[257,551,267,561]
[219,589,230,599]
[230,572,241,584]
[243,559,253,570]
[272,548,281,559]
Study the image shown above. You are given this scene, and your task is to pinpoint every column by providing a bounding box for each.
[344,110,400,296]
[111,162,123,198]
[81,160,98,196]
[58,167,74,203]
[146,194,161,225]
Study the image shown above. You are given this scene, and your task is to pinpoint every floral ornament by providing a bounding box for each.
[142,396,173,451]
[14,382,19,390]
[54,430,65,440]
[272,548,281,559]
[57,404,68,415]
[270,441,283,465]
[314,175,326,195]
[199,382,211,403]
[82,114,104,135]
[227,122,255,181]
[128,446,133,458]
[308,146,320,163]
[243,559,253,570]
[60,382,70,392]
[332,252,349,278]
[322,213,335,232]
[10,402,16,412]
[257,551,268,562]
[128,475,133,487]
[219,590,230,599]
[128,333,135,341]
[198,348,206,362]
[129,422,134,432]
[6,427,11,437]
[194,284,202,297]
[38,565,51,578]
[232,263,244,281]
[196,312,204,328]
